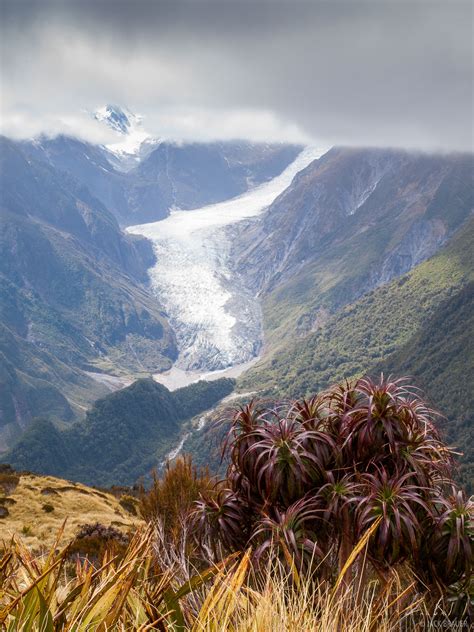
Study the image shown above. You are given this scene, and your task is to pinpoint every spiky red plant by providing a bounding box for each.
[189,374,471,613]
[191,488,249,557]
[245,417,334,505]
[423,488,473,586]
[354,467,431,566]
[252,497,324,572]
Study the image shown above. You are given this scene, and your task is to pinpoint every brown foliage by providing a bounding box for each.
[0,472,20,495]
[139,455,215,539]
[68,522,130,564]
[119,494,139,515]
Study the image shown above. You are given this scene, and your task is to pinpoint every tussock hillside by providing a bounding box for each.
[0,468,141,551]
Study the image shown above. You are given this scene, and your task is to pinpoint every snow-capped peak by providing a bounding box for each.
[93,104,134,134]
[92,104,159,169]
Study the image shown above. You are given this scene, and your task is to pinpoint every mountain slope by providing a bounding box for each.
[22,134,302,226]
[0,468,142,551]
[378,281,473,489]
[133,141,303,218]
[3,377,234,486]
[237,217,473,487]
[0,137,177,447]
[232,147,473,349]
[240,217,472,394]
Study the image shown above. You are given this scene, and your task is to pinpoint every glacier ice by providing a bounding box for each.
[127,146,326,374]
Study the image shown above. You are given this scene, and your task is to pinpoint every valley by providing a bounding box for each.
[1,124,472,491]
[128,146,325,382]
[0,129,302,447]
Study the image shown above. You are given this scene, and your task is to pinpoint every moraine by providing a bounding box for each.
[127,146,325,389]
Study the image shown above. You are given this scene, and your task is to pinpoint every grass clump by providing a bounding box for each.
[0,524,470,630]
[139,454,214,538]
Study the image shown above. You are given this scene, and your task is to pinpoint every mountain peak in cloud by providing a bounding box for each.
[92,105,156,164]
[93,104,134,135]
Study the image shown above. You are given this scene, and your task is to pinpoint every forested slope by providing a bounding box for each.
[3,377,234,486]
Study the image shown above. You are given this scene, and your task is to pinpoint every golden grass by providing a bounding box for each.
[0,523,453,631]
[0,473,142,550]
[189,548,430,632]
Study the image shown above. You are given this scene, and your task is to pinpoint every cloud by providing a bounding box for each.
[1,0,472,150]
[0,107,119,144]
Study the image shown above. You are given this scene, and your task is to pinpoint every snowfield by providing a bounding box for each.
[127,146,325,386]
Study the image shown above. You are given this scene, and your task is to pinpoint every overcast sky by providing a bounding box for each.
[1,0,472,150]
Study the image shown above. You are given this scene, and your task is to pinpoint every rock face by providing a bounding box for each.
[231,147,473,342]
[365,218,447,291]
[21,135,302,226]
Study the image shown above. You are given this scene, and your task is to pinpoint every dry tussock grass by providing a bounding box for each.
[0,524,454,631]
[0,473,142,550]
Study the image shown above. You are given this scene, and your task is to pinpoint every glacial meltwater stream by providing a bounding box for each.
[127,146,325,390]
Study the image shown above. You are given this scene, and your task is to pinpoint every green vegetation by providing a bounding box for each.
[379,282,474,491]
[3,377,234,487]
[239,218,474,489]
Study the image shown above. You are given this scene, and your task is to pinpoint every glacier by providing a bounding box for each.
[127,146,325,387]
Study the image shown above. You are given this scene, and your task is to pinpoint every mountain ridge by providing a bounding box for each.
[0,136,177,447]
[3,377,235,486]
[231,147,473,350]
[21,134,302,225]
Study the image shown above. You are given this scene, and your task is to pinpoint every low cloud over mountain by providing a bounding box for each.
[1,0,472,150]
